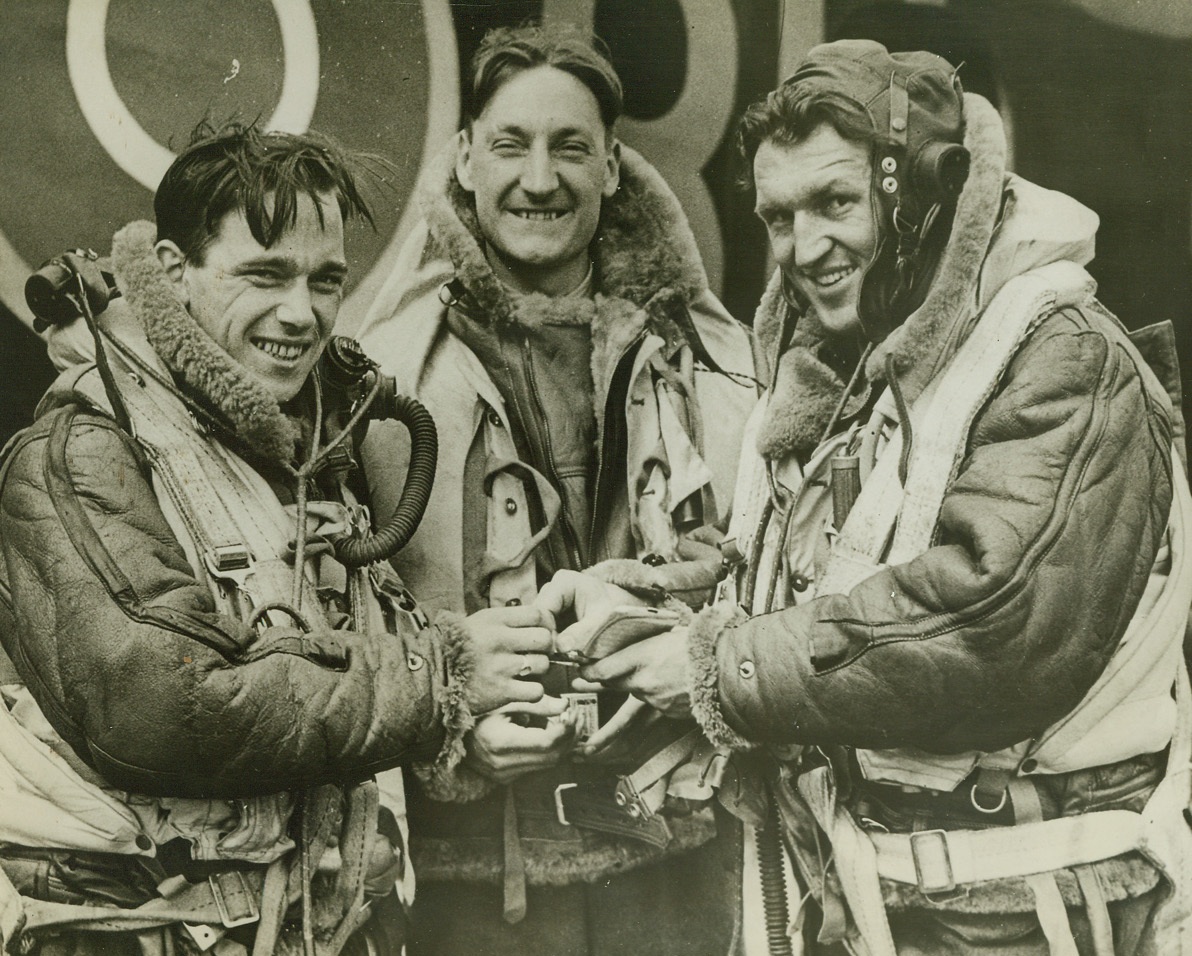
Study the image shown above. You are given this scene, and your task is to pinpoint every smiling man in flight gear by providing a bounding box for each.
[354,21,757,956]
[545,39,1192,955]
[0,122,556,956]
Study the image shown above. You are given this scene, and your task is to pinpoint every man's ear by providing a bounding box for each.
[455,128,475,193]
[154,241,190,307]
[602,139,622,198]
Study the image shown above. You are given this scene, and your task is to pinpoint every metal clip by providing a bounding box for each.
[554,782,578,826]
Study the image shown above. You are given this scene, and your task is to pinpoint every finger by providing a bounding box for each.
[533,570,583,618]
[500,678,545,705]
[485,754,569,783]
[580,697,647,754]
[580,635,661,686]
[497,696,570,718]
[521,652,552,677]
[487,604,555,631]
[482,722,573,755]
[492,625,555,655]
[569,677,604,693]
[554,618,600,655]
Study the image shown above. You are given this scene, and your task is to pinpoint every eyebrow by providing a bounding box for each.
[234,255,349,278]
[487,124,597,144]
[755,174,865,216]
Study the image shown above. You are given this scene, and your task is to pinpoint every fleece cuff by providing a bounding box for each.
[413,613,496,803]
[687,603,755,752]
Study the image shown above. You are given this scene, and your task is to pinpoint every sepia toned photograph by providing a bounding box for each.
[0,2,1189,954]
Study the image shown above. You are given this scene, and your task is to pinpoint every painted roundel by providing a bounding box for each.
[0,0,458,328]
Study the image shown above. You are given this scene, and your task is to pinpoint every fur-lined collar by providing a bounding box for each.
[110,221,300,464]
[753,93,1098,461]
[417,140,718,410]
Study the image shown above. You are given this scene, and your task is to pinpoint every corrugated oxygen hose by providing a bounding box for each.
[758,800,794,956]
[335,392,438,568]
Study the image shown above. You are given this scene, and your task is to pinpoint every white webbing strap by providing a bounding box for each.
[1024,873,1081,956]
[869,809,1143,887]
[1010,777,1080,956]
[797,767,898,956]
[817,261,1094,598]
[887,260,1095,565]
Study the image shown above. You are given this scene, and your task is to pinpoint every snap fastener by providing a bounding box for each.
[882,176,898,194]
[504,498,517,515]
[739,660,756,679]
[407,653,425,671]
[892,116,907,132]
[135,834,154,852]
[881,156,897,173]
[487,409,502,427]
[791,573,810,593]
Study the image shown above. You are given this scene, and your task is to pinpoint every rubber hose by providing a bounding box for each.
[336,393,438,567]
[758,801,794,956]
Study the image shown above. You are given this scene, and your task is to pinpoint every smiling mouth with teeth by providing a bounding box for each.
[254,339,310,362]
[510,210,568,221]
[807,266,857,289]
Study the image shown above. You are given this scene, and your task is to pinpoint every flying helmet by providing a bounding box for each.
[784,39,969,342]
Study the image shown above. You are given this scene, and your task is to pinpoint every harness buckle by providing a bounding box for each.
[554,783,578,826]
[208,870,260,928]
[909,829,959,899]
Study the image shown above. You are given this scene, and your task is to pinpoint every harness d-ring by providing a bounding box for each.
[969,783,1008,814]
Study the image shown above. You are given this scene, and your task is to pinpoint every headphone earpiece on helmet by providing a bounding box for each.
[858,137,970,344]
[910,140,970,202]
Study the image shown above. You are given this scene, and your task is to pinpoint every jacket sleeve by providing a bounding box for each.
[695,307,1175,755]
[0,406,475,799]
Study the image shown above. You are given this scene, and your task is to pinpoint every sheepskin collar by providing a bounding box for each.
[419,141,710,328]
[110,221,300,464]
[754,93,1009,461]
[417,140,717,415]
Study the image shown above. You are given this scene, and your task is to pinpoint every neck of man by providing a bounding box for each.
[486,244,593,298]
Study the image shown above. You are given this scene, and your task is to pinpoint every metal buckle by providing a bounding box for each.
[909,829,957,898]
[208,870,260,928]
[554,783,578,826]
[205,544,251,574]
[614,775,651,820]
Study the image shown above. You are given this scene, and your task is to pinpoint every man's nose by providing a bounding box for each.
[276,282,317,331]
[520,143,559,196]
[791,212,832,270]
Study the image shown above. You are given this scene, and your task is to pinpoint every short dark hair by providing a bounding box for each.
[736,84,878,189]
[466,23,623,130]
[155,121,375,263]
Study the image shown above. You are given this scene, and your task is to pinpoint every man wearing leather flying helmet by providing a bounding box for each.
[545,39,1192,954]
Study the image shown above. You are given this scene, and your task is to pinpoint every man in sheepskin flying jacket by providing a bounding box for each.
[545,40,1192,955]
[355,22,756,956]
[0,124,555,956]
